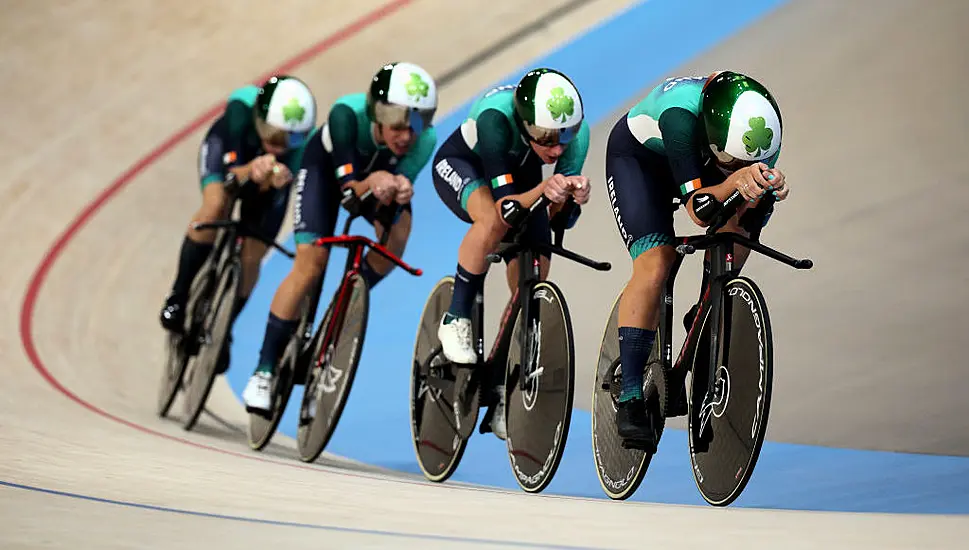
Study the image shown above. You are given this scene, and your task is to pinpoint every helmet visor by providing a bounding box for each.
[709,147,762,172]
[522,120,580,147]
[255,117,309,150]
[373,102,435,134]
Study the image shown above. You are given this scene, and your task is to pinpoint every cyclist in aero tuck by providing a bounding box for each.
[431,68,592,438]
[604,71,791,451]
[159,75,317,373]
[242,62,438,412]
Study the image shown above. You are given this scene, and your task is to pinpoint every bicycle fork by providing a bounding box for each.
[516,249,542,393]
[696,241,735,443]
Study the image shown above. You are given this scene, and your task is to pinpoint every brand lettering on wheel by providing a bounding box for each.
[594,435,637,490]
[510,420,562,486]
[728,285,766,439]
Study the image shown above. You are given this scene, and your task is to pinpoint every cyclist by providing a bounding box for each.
[159,75,317,373]
[605,70,790,451]
[242,61,438,412]
[431,68,591,438]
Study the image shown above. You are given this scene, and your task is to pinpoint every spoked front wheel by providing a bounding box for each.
[156,256,216,418]
[591,292,670,500]
[181,258,239,431]
[687,276,773,507]
[409,276,474,483]
[504,281,575,494]
[297,273,369,463]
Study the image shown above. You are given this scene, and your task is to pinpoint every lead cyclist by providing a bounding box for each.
[604,71,791,451]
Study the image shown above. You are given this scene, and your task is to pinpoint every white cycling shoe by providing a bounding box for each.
[242,371,273,412]
[437,315,478,365]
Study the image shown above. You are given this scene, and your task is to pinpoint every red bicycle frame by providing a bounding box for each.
[308,232,422,369]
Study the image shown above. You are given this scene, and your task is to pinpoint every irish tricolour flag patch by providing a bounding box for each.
[491,174,513,188]
[679,178,701,195]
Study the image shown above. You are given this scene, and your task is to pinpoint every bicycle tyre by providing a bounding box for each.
[504,281,575,494]
[181,257,240,431]
[591,292,669,500]
[687,276,773,507]
[297,273,369,463]
[409,276,471,483]
[156,245,220,417]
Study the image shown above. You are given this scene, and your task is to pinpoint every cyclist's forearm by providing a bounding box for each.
[685,180,735,226]
[498,182,546,209]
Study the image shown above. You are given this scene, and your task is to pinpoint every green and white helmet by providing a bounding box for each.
[513,68,584,147]
[700,71,782,171]
[254,75,317,149]
[366,61,438,134]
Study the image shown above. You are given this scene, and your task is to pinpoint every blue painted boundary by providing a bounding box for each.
[227,0,969,514]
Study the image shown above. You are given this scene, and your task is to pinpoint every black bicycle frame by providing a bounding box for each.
[665,190,812,400]
[487,197,610,390]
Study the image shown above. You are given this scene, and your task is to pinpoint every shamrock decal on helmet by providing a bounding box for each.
[743,116,773,156]
[546,87,575,123]
[406,72,429,99]
[282,97,306,124]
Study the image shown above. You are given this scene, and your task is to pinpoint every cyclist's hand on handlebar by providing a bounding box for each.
[763,168,789,201]
[543,174,572,204]
[393,175,413,204]
[249,154,277,186]
[370,172,399,204]
[566,175,591,205]
[268,163,292,189]
[728,163,771,202]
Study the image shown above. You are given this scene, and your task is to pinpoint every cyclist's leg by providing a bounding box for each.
[160,128,233,331]
[243,143,338,409]
[359,202,413,288]
[430,148,504,364]
[228,184,292,334]
[606,120,676,443]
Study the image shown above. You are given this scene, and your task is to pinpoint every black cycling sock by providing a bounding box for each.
[359,256,386,289]
[445,263,485,322]
[255,313,299,374]
[618,326,656,403]
[171,235,213,301]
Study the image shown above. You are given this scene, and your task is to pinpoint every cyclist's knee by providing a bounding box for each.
[189,185,230,240]
[474,206,507,249]
[290,245,326,288]
[630,240,675,289]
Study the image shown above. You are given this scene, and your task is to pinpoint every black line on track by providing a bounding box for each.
[438,0,600,87]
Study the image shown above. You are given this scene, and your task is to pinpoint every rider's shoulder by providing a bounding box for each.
[225,84,260,107]
[331,93,368,114]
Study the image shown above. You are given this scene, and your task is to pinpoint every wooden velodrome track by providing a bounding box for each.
[2,0,968,547]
